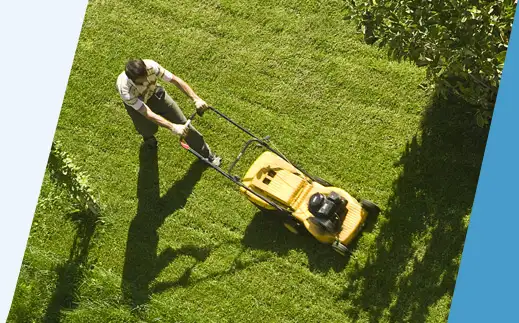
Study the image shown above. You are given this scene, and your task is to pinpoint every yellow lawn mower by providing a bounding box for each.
[180,107,381,256]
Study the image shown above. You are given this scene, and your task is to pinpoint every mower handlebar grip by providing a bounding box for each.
[190,106,216,119]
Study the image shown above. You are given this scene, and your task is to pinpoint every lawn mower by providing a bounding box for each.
[179,107,381,256]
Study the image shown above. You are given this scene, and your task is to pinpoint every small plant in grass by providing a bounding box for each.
[48,140,102,218]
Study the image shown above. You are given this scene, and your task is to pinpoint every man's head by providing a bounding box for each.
[125,59,147,85]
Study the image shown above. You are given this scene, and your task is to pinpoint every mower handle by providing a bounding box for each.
[179,108,204,142]
[178,104,334,211]
[181,105,292,169]
[178,109,291,213]
[186,106,267,141]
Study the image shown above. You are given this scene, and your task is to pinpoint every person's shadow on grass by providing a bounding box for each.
[42,210,98,323]
[121,144,211,308]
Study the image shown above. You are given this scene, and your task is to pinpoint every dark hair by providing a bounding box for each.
[125,59,147,81]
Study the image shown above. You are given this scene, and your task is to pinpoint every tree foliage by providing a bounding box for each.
[345,0,517,126]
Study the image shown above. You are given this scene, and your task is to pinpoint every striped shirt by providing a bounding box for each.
[116,59,173,110]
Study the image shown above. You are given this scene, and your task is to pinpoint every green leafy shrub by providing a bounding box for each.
[345,0,517,126]
[47,140,102,217]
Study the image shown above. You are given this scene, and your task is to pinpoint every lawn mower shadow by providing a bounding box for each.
[149,244,213,293]
[241,210,354,273]
[121,144,213,308]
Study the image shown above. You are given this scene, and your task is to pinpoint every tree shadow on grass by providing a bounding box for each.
[340,92,489,322]
[121,144,212,308]
[43,210,99,323]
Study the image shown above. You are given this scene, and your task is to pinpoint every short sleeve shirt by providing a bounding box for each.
[116,59,173,110]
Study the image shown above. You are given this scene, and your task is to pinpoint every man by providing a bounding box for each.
[116,58,221,166]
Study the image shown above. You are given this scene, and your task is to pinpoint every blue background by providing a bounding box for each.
[448,9,519,323]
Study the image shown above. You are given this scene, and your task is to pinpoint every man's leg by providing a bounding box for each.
[125,104,158,148]
[148,87,220,164]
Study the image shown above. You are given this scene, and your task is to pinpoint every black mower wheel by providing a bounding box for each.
[312,176,332,187]
[361,199,381,216]
[332,241,349,256]
[283,216,305,235]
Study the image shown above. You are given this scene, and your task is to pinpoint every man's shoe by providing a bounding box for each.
[208,155,222,167]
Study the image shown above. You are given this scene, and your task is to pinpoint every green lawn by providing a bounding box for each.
[8,0,488,322]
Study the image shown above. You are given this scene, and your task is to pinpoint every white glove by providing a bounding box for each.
[172,120,191,137]
[194,98,209,113]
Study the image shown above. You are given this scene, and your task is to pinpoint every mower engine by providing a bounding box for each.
[308,191,348,233]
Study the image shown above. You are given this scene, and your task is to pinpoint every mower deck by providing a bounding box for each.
[241,151,370,248]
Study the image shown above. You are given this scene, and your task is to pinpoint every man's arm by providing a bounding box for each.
[136,102,190,137]
[117,72,190,137]
[167,74,201,101]
[168,74,209,111]
[150,60,209,112]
